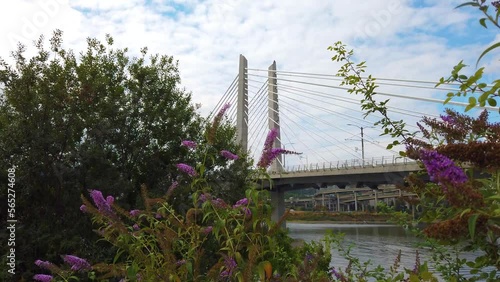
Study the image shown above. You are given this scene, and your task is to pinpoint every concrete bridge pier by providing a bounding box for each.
[270,187,286,228]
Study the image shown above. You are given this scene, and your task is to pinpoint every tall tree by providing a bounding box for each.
[0,30,249,280]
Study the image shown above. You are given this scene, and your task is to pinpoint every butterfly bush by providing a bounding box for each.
[220,255,238,278]
[257,128,300,168]
[129,209,141,217]
[419,149,467,185]
[220,149,239,160]
[63,255,91,272]
[35,260,54,270]
[33,274,53,282]
[181,140,197,149]
[176,163,197,176]
[32,103,339,281]
[89,190,114,215]
[208,103,231,143]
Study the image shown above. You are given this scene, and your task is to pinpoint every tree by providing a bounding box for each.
[0,29,248,280]
[328,1,500,278]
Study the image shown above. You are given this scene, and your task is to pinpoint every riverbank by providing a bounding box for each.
[286,210,403,223]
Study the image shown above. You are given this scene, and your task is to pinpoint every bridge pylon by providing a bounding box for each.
[236,54,248,153]
[268,60,283,173]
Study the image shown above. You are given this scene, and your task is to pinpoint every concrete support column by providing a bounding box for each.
[354,192,358,211]
[236,55,248,153]
[271,187,286,228]
[374,190,378,212]
[337,193,340,212]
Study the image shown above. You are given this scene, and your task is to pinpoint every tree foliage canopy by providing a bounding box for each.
[0,30,249,280]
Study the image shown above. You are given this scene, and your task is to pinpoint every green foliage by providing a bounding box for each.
[455,0,500,66]
[31,116,337,281]
[436,0,500,111]
[0,30,247,280]
[376,201,395,214]
[328,42,412,153]
[328,1,500,278]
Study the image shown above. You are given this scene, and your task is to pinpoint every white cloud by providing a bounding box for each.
[0,0,498,165]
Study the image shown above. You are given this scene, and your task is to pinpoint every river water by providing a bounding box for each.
[287,222,495,281]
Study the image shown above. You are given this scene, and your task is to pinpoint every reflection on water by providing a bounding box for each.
[287,223,493,281]
[288,223,421,274]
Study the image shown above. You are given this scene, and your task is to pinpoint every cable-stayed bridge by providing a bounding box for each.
[209,55,498,224]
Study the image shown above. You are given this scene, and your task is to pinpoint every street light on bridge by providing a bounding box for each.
[346,124,374,163]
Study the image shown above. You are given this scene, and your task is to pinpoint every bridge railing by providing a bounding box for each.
[274,155,418,174]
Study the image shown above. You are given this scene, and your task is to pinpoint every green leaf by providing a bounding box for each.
[113,249,125,264]
[479,18,487,28]
[465,96,477,111]
[468,214,479,240]
[488,98,497,107]
[409,274,420,282]
[460,208,472,217]
[455,2,480,8]
[476,41,500,66]
[487,194,500,200]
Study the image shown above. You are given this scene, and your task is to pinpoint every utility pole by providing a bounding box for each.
[347,124,374,164]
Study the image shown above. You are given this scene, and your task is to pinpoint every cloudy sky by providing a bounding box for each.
[1,0,499,167]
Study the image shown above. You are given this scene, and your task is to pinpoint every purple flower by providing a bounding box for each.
[133,224,140,231]
[233,198,248,208]
[33,274,53,282]
[493,1,500,11]
[35,260,53,270]
[80,205,87,213]
[420,150,467,186]
[440,114,456,125]
[211,103,231,131]
[199,193,211,203]
[203,226,213,234]
[258,148,299,169]
[257,129,301,168]
[129,209,141,217]
[167,181,178,194]
[208,103,231,143]
[242,207,252,217]
[90,190,114,215]
[212,198,228,208]
[220,255,237,278]
[176,163,197,176]
[220,150,239,160]
[305,253,314,262]
[329,267,343,280]
[413,250,421,274]
[63,255,91,272]
[176,259,186,266]
[181,140,197,149]
[155,213,162,219]
[263,128,279,151]
[214,103,230,123]
[106,196,114,206]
